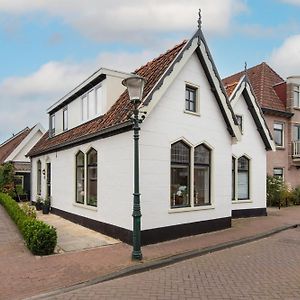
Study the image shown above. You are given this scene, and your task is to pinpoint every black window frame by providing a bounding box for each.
[75,151,85,204]
[237,156,250,200]
[37,160,41,195]
[232,157,236,200]
[87,148,98,207]
[194,144,211,206]
[274,122,284,147]
[170,141,191,208]
[236,115,243,133]
[185,85,197,113]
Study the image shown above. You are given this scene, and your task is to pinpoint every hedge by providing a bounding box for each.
[0,193,57,255]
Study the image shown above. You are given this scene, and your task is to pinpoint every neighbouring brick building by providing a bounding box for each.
[223,62,300,188]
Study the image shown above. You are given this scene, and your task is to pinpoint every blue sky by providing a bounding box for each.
[0,0,300,141]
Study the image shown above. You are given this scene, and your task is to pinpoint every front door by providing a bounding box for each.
[46,163,51,198]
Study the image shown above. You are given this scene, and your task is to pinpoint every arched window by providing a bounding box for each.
[76,151,85,204]
[87,148,97,207]
[194,144,211,206]
[170,141,190,208]
[238,156,250,200]
[232,157,236,200]
[37,160,41,195]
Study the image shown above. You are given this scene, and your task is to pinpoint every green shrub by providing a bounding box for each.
[0,193,57,255]
[292,187,300,205]
[267,175,294,207]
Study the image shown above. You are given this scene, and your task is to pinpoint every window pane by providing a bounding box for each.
[76,152,84,166]
[294,125,300,141]
[87,166,97,206]
[238,156,249,171]
[171,141,190,164]
[87,149,97,207]
[194,166,210,205]
[274,123,283,130]
[76,167,84,204]
[194,145,210,165]
[87,149,97,165]
[232,157,236,200]
[170,165,190,207]
[63,108,68,131]
[273,168,283,178]
[238,172,249,199]
[185,86,197,112]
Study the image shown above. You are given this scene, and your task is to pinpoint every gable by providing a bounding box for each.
[229,77,275,151]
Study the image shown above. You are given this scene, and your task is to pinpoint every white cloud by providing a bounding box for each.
[0,0,247,42]
[0,50,157,141]
[269,34,300,77]
[280,0,300,5]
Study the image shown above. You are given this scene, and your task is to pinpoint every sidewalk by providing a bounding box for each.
[1,205,299,300]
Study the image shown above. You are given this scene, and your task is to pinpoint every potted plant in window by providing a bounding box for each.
[36,196,43,211]
[42,196,51,214]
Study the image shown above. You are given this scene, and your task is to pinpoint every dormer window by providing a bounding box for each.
[294,85,300,108]
[49,114,55,137]
[81,84,103,122]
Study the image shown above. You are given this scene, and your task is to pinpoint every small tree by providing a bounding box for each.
[0,162,15,197]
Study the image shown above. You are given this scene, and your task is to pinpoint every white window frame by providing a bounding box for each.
[294,85,300,108]
[184,82,200,116]
[49,114,55,137]
[273,168,284,180]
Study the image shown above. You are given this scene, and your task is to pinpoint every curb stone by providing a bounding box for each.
[25,223,298,300]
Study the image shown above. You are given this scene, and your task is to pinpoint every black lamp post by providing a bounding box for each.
[122,75,146,260]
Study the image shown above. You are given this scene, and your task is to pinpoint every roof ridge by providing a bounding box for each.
[0,127,30,148]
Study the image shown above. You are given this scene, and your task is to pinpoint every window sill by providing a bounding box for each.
[73,202,98,211]
[232,199,252,204]
[183,110,200,117]
[168,205,214,214]
[275,146,285,150]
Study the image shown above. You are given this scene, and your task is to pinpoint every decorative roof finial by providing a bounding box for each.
[244,61,248,76]
[198,9,202,29]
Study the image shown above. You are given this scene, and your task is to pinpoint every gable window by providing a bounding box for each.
[232,157,236,200]
[273,168,283,180]
[185,85,197,112]
[96,85,103,115]
[87,148,97,207]
[194,144,211,206]
[49,114,55,137]
[76,151,85,204]
[294,85,300,108]
[63,107,68,131]
[273,122,284,147]
[237,156,250,200]
[236,115,243,133]
[37,160,41,195]
[170,141,190,208]
[81,85,102,122]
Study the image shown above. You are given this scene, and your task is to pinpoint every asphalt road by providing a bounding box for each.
[47,227,300,300]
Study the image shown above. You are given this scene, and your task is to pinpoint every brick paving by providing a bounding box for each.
[47,228,300,300]
[0,205,299,300]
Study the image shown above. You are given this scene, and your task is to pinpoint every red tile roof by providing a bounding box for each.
[224,82,239,98]
[0,127,32,163]
[28,41,187,157]
[223,62,286,111]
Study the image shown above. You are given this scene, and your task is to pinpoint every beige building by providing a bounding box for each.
[223,63,300,187]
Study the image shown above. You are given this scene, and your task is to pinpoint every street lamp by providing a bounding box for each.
[122,75,146,260]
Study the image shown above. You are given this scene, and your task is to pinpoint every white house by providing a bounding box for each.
[226,75,275,218]
[0,124,45,199]
[28,24,274,244]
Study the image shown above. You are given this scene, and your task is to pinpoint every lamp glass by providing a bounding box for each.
[122,76,146,102]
